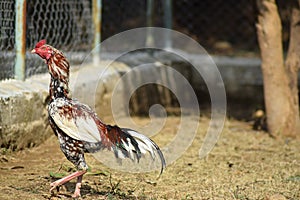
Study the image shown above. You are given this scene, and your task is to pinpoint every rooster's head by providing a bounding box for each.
[31,39,55,62]
[31,39,69,82]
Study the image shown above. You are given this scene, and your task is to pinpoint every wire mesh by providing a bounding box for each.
[173,0,258,54]
[0,0,94,80]
[173,0,291,55]
[101,0,148,41]
[0,0,292,81]
[101,0,290,55]
[26,0,94,77]
[0,0,15,80]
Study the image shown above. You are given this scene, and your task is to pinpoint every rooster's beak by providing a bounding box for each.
[31,49,36,54]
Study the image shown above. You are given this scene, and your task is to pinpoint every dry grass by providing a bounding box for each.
[0,116,299,199]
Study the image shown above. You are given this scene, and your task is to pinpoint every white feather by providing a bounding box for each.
[75,116,100,142]
[122,138,136,159]
[127,130,156,158]
[116,148,125,159]
[49,98,100,143]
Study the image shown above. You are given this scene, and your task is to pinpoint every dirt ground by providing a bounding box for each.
[0,116,299,200]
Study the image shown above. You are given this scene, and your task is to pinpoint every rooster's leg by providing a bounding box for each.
[72,174,83,198]
[50,170,86,195]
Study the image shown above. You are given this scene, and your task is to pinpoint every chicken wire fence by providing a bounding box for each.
[26,0,94,76]
[1,0,94,80]
[1,0,15,80]
[101,0,290,53]
[0,0,291,81]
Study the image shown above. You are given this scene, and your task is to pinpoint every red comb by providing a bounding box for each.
[35,39,46,48]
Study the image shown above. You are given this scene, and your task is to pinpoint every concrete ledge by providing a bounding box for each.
[0,76,49,150]
[115,51,299,119]
[115,51,265,103]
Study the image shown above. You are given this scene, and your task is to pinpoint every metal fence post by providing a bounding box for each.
[15,0,26,81]
[163,0,172,49]
[146,0,154,47]
[92,0,102,66]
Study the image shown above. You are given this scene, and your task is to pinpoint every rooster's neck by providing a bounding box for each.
[49,76,71,100]
[47,52,71,101]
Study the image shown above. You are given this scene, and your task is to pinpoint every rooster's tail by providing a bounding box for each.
[106,125,166,176]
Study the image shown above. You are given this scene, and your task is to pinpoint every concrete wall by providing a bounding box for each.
[0,75,50,150]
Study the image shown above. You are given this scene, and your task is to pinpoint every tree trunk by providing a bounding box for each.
[285,0,300,137]
[256,0,299,137]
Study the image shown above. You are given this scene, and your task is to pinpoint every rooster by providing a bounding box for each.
[31,40,166,197]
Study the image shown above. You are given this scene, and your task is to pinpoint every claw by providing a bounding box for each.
[72,188,81,198]
[72,175,83,197]
[50,181,60,193]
